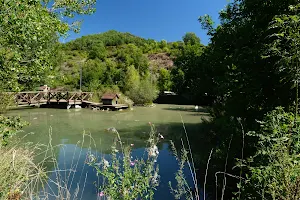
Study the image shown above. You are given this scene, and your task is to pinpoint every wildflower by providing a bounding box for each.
[87,154,96,163]
[130,161,135,166]
[113,148,119,153]
[151,172,160,184]
[148,122,152,125]
[159,133,164,139]
[98,191,104,197]
[130,143,134,147]
[148,145,159,157]
[103,159,110,168]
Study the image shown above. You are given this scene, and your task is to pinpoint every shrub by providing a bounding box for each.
[0,115,28,147]
[235,107,300,199]
[0,92,16,114]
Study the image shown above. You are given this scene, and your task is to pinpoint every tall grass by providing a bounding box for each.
[0,119,210,200]
[0,127,98,200]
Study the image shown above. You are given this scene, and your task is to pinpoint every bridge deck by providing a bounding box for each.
[9,91,129,110]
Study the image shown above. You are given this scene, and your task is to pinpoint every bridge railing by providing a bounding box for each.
[14,91,94,105]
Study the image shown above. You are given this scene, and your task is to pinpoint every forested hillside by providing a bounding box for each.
[49,30,204,104]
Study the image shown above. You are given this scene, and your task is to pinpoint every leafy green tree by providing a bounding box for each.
[117,44,149,74]
[159,40,168,49]
[265,6,300,116]
[82,59,106,90]
[182,32,200,45]
[0,0,96,91]
[124,67,157,104]
[170,68,185,94]
[157,68,172,92]
[173,41,204,98]
[123,65,140,93]
[88,42,107,60]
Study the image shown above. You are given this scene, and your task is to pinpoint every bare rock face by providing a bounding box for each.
[148,53,174,70]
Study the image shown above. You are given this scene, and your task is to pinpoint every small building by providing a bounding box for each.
[101,93,119,105]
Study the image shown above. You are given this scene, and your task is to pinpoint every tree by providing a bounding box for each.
[124,66,158,105]
[173,40,204,97]
[265,6,300,116]
[88,43,107,60]
[171,68,185,94]
[0,0,96,91]
[182,32,200,45]
[157,68,172,92]
[123,65,140,93]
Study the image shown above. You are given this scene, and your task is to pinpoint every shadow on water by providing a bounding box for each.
[162,106,208,113]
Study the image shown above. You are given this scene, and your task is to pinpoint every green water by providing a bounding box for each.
[8,104,210,199]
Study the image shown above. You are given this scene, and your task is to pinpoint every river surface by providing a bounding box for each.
[8,104,210,200]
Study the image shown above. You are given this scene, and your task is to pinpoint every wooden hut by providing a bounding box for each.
[101,93,119,105]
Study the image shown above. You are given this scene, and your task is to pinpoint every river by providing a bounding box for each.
[8,104,210,199]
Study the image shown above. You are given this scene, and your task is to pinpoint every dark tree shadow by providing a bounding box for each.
[162,106,208,113]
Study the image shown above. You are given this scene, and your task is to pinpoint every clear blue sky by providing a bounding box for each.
[64,0,229,45]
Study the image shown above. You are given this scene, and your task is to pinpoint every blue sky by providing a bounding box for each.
[64,0,229,45]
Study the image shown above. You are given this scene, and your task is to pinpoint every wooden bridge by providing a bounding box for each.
[5,91,129,110]
[13,91,93,107]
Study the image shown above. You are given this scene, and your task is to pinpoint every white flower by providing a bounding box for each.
[87,154,96,163]
[148,145,159,157]
[159,133,164,139]
[103,159,110,168]
[113,149,119,153]
[151,172,160,184]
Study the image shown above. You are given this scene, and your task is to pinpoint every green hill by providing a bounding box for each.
[47,30,185,104]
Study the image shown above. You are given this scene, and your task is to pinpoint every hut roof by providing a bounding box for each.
[101,93,119,100]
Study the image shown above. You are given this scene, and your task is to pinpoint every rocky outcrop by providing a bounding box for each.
[148,53,174,70]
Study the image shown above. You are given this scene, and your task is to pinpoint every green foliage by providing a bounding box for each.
[116,44,149,74]
[172,40,205,102]
[88,125,161,199]
[58,31,176,104]
[125,72,158,105]
[88,42,107,60]
[168,0,300,198]
[171,68,185,94]
[0,93,16,114]
[236,108,300,199]
[0,116,28,147]
[169,141,194,200]
[0,0,96,91]
[182,33,201,45]
[198,14,215,36]
[124,65,140,92]
[157,68,172,92]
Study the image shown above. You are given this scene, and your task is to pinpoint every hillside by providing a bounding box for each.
[52,30,180,92]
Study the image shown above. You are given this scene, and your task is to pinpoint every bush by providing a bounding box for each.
[0,92,16,114]
[0,115,28,147]
[125,76,158,105]
[236,107,300,199]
